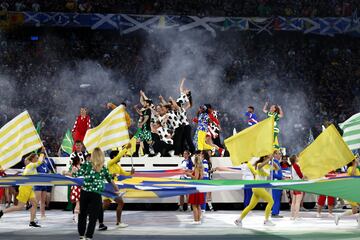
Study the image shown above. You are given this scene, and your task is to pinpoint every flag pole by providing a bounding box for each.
[43,147,57,173]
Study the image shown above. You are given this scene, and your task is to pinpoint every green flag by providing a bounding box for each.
[61,129,73,155]
[35,121,42,134]
[339,113,360,151]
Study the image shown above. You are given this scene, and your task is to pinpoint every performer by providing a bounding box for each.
[74,147,119,240]
[0,148,46,227]
[241,106,258,207]
[193,105,224,156]
[240,161,254,208]
[72,107,91,150]
[235,154,276,227]
[289,155,304,220]
[63,156,82,223]
[316,171,337,218]
[101,143,134,228]
[186,154,205,225]
[134,94,154,155]
[178,150,193,212]
[0,165,6,206]
[335,158,360,226]
[177,78,195,153]
[245,106,258,126]
[206,104,222,149]
[34,157,53,219]
[263,102,284,149]
[70,140,89,165]
[271,150,284,218]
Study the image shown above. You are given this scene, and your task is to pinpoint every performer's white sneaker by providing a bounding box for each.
[334,214,340,225]
[234,218,242,227]
[117,223,129,228]
[264,220,276,226]
[191,221,201,225]
[316,213,321,218]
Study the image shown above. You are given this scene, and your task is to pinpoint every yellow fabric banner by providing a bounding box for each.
[224,117,274,166]
[299,124,355,179]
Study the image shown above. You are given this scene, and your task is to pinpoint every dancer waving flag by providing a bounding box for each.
[0,111,43,169]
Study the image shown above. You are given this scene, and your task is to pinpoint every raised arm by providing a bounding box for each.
[179,77,186,93]
[278,105,284,118]
[262,102,268,113]
[159,95,167,105]
[140,90,148,106]
[169,97,180,111]
[107,102,117,110]
[108,146,129,168]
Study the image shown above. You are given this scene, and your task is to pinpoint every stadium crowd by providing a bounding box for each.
[0,0,359,17]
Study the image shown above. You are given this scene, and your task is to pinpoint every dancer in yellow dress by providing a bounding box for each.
[334,158,360,226]
[0,147,46,227]
[235,154,277,227]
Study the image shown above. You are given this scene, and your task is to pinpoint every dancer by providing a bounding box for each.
[75,147,119,240]
[134,92,154,155]
[240,161,254,208]
[316,171,337,218]
[206,105,222,149]
[245,106,258,126]
[178,150,193,212]
[186,154,205,225]
[101,143,134,228]
[235,154,276,227]
[72,107,91,150]
[193,105,224,155]
[63,156,82,223]
[335,158,360,226]
[289,155,304,220]
[70,140,89,165]
[0,148,46,227]
[241,106,258,207]
[263,102,284,149]
[177,78,195,154]
[34,157,53,219]
[271,150,284,218]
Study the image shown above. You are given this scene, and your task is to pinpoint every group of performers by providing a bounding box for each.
[0,78,359,240]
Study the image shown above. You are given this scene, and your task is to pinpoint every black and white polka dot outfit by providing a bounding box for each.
[176,93,189,106]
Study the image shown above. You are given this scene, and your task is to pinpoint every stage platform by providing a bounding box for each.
[0,210,359,240]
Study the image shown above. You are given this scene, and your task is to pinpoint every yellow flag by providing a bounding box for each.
[127,137,137,155]
[0,111,43,169]
[299,124,355,179]
[224,117,274,166]
[83,105,129,152]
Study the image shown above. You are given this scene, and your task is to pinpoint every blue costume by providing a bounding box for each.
[201,159,210,211]
[34,158,55,192]
[271,158,283,216]
[243,113,258,207]
[245,112,258,126]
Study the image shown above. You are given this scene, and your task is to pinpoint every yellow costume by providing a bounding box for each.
[17,154,44,203]
[240,163,274,220]
[103,148,131,201]
[197,130,213,151]
[346,166,360,207]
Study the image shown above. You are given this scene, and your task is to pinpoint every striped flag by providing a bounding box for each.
[339,113,360,150]
[0,111,43,169]
[83,105,129,152]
